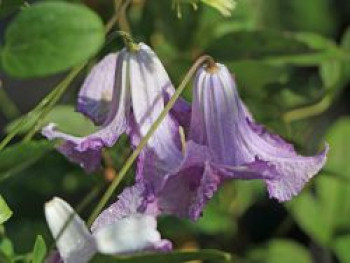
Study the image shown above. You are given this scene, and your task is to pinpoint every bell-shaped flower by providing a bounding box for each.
[188,63,328,202]
[45,186,171,263]
[42,43,189,173]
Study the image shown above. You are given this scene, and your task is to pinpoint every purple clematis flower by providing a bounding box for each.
[188,63,329,202]
[42,43,188,173]
[45,185,171,263]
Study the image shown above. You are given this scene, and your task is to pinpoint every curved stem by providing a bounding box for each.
[282,94,331,124]
[87,55,215,226]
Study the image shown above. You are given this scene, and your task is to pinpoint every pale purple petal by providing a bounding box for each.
[42,51,131,172]
[91,184,158,233]
[189,63,328,201]
[45,251,63,263]
[156,141,220,220]
[91,184,171,253]
[128,44,183,177]
[77,53,118,125]
[94,213,171,254]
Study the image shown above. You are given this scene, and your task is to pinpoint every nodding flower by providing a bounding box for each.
[42,43,189,173]
[188,62,328,202]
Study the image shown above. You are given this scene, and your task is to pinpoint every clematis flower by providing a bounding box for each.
[188,63,328,202]
[42,43,188,173]
[45,185,171,263]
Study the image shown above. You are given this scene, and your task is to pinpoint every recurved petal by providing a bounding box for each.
[265,144,329,201]
[94,214,172,254]
[45,197,96,263]
[42,52,131,173]
[77,53,118,125]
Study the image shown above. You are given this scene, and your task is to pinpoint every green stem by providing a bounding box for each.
[282,94,331,124]
[87,55,214,226]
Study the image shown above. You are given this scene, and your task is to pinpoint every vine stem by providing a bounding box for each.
[87,55,215,226]
[282,94,331,124]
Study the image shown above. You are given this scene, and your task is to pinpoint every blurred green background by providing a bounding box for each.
[0,0,350,262]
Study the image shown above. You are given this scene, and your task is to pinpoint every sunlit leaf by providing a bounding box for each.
[200,0,236,17]
[0,196,12,225]
[333,235,350,263]
[247,239,312,263]
[1,1,104,77]
[32,235,47,263]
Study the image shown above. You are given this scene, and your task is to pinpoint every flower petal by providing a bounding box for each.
[94,214,171,254]
[157,141,220,220]
[91,184,158,232]
[91,184,171,253]
[190,63,328,201]
[77,53,118,125]
[42,51,131,172]
[128,44,183,177]
[45,197,96,263]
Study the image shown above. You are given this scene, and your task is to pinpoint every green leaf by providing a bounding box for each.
[200,0,236,17]
[91,250,231,263]
[6,105,98,136]
[287,118,350,244]
[0,196,12,225]
[0,141,54,182]
[0,237,14,261]
[1,1,104,77]
[0,0,24,19]
[32,235,47,263]
[325,118,350,177]
[333,235,350,263]
[253,0,337,37]
[206,30,347,66]
[286,192,332,245]
[247,239,312,263]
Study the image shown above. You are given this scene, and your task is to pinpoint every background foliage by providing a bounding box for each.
[0,0,350,262]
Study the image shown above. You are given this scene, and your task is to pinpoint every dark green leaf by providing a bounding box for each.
[206,30,347,65]
[0,196,12,224]
[0,141,54,182]
[91,249,231,263]
[0,0,24,19]
[1,1,104,77]
[32,235,47,263]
